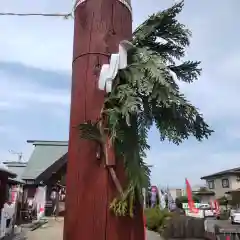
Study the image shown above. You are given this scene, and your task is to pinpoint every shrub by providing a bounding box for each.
[177,195,200,203]
[144,207,172,232]
[217,210,230,220]
[217,196,228,206]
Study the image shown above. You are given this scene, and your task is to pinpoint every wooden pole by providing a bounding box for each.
[64,0,144,239]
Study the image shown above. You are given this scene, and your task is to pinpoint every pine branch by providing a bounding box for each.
[152,100,213,144]
[133,1,190,45]
[78,121,103,143]
[144,41,185,63]
[169,61,202,83]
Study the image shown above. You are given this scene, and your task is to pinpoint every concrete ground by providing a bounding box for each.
[23,217,160,240]
[18,217,237,240]
[25,218,63,240]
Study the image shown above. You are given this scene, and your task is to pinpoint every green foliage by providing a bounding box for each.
[177,195,200,203]
[144,207,173,231]
[217,196,228,206]
[198,187,209,192]
[218,211,230,220]
[79,0,213,217]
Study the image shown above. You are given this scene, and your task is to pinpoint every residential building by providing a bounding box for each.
[2,140,68,216]
[22,140,68,185]
[201,167,240,198]
[21,140,67,206]
[192,188,215,203]
[168,188,184,200]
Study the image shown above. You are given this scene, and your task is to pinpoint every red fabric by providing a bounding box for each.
[214,200,220,214]
[151,186,158,193]
[185,178,199,213]
[226,236,230,240]
[143,210,146,240]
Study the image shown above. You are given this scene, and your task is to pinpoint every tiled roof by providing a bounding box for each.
[201,167,240,180]
[0,162,17,178]
[22,140,68,180]
[3,161,27,182]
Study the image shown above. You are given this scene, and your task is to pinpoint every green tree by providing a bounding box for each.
[199,187,209,192]
[217,196,228,206]
[177,195,200,203]
[79,1,213,217]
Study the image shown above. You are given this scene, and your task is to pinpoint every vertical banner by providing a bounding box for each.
[0,186,20,238]
[185,178,199,214]
[34,186,47,221]
[158,188,166,209]
[151,186,158,208]
[0,207,6,238]
[10,188,17,203]
[166,188,175,211]
[214,200,220,215]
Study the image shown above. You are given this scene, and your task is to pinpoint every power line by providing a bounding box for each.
[0,12,72,19]
[0,0,80,19]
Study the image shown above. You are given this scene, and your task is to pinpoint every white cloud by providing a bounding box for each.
[0,126,9,133]
[0,101,15,110]
[16,89,70,106]
[0,69,70,109]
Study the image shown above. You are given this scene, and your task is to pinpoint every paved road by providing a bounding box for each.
[146,230,161,240]
[15,218,238,240]
[22,218,160,240]
[204,219,229,233]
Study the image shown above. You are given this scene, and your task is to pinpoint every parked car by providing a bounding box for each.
[199,203,215,217]
[230,208,240,224]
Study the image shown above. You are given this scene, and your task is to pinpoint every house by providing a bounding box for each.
[20,140,68,215]
[22,140,67,184]
[192,188,215,203]
[2,139,67,202]
[201,167,240,198]
[168,188,184,200]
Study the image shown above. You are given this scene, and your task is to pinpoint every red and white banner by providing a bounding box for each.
[185,178,199,214]
[211,200,220,215]
[34,186,47,220]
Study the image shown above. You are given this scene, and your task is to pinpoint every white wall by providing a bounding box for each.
[205,175,240,198]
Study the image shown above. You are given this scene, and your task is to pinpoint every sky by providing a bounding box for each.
[0,0,240,187]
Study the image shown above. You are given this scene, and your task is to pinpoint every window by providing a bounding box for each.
[236,176,240,182]
[208,180,215,189]
[222,178,229,188]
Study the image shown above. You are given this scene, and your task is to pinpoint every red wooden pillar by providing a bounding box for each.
[64,0,143,239]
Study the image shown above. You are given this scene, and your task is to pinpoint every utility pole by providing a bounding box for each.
[64,0,144,239]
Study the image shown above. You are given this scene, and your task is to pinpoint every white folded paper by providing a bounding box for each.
[98,40,133,93]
